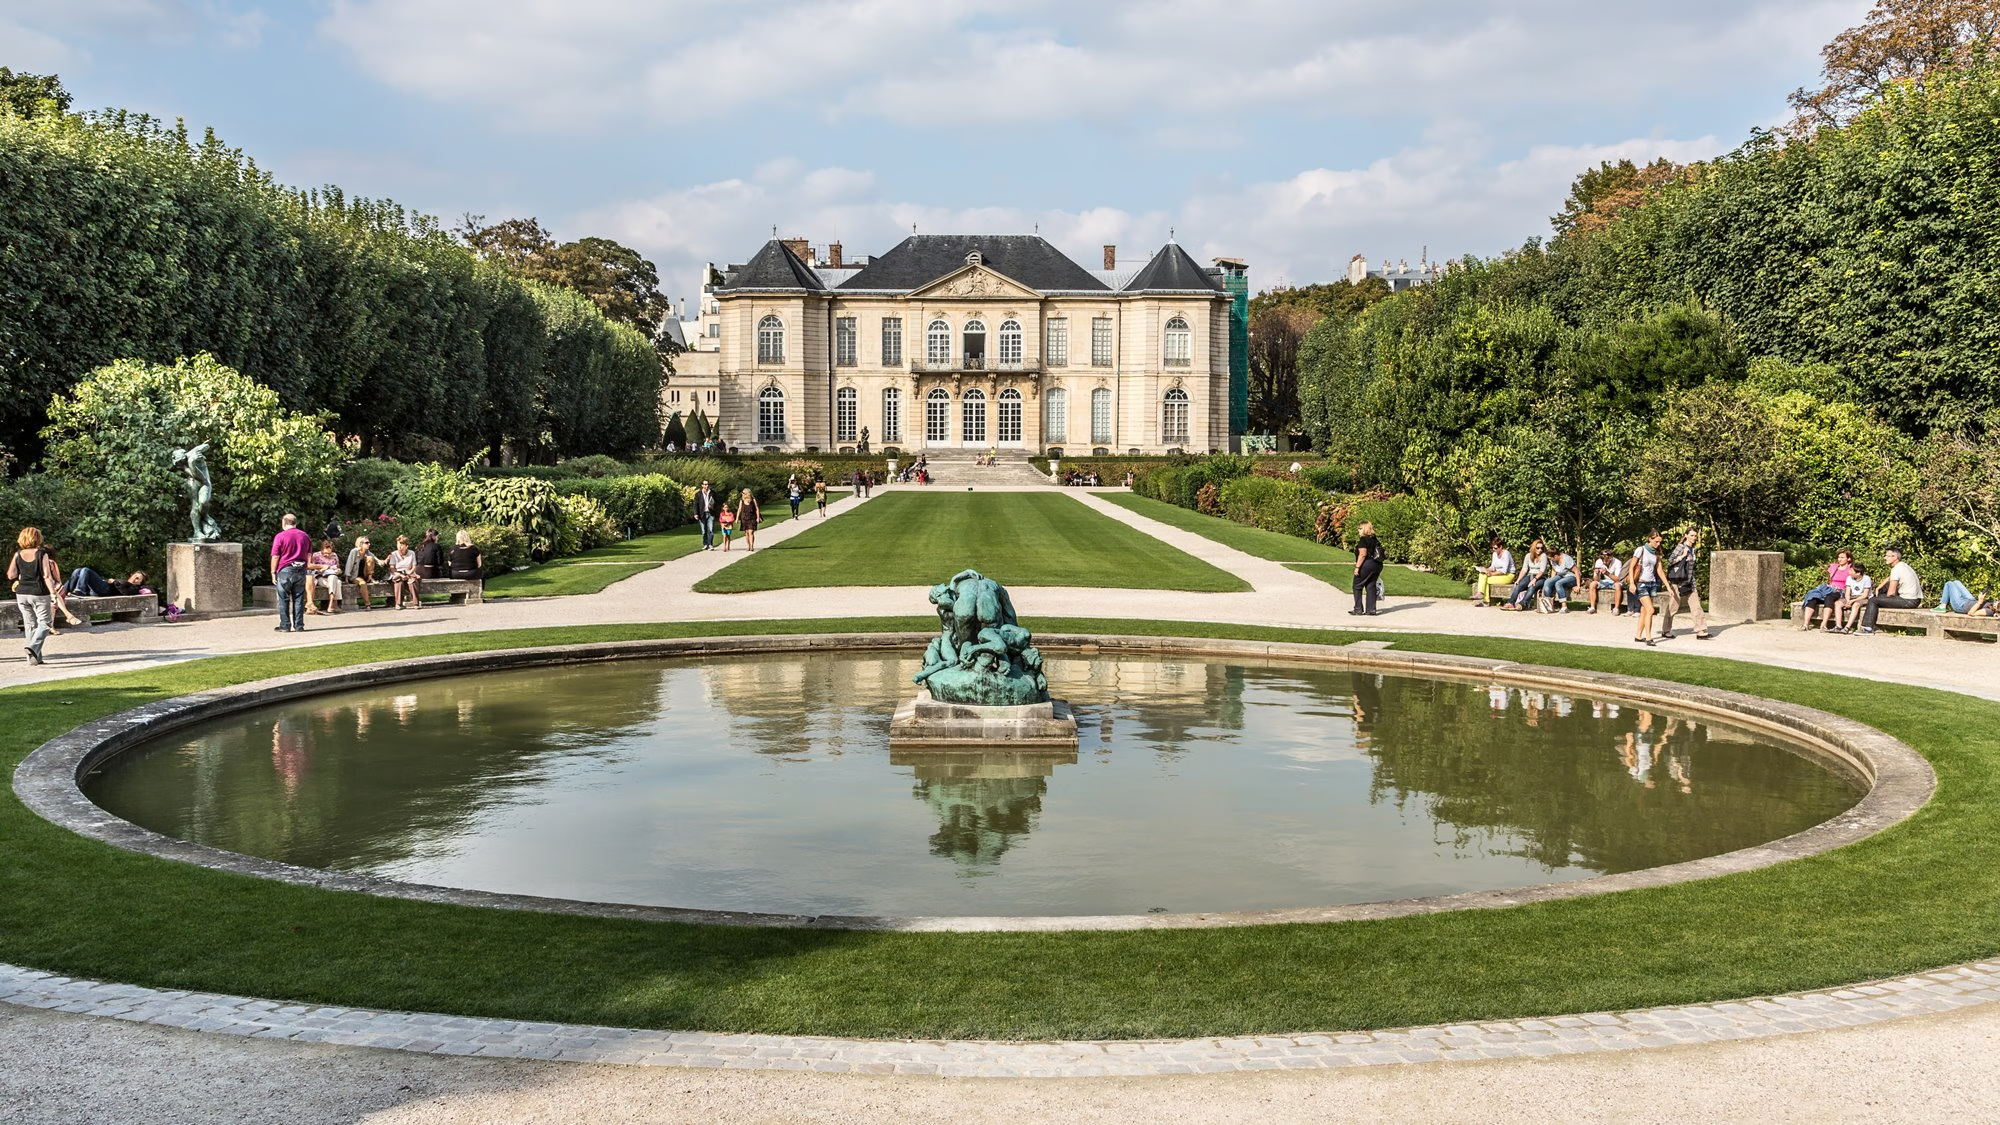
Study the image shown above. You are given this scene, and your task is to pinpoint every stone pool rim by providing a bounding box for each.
[14,632,1935,934]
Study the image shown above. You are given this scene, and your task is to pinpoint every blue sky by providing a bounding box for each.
[5,1,1866,305]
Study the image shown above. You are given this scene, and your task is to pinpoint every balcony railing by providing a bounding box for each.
[910,358,1040,374]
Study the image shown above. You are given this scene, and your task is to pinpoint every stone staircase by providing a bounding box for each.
[902,452,1055,487]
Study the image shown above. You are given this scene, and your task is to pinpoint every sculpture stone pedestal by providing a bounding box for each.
[166,542,244,617]
[889,688,1078,748]
[1709,549,1786,623]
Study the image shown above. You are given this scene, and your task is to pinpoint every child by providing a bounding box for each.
[1836,564,1872,633]
[719,503,737,551]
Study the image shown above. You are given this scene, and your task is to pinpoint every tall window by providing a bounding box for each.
[962,319,987,369]
[758,385,786,441]
[757,315,784,364]
[1046,318,1068,366]
[926,387,950,442]
[1163,316,1191,367]
[1091,387,1113,443]
[835,317,857,366]
[926,319,951,367]
[882,386,903,443]
[1045,387,1068,443]
[835,386,858,442]
[997,320,1023,367]
[882,317,903,366]
[962,388,987,443]
[998,387,1022,443]
[1091,317,1113,366]
[1162,387,1190,446]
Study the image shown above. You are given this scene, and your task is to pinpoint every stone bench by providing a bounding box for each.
[0,594,161,631]
[1790,600,2000,639]
[252,576,483,610]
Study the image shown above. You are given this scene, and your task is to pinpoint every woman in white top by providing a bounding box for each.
[1502,540,1549,611]
[1473,539,1515,606]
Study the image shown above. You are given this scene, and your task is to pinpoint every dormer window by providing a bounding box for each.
[966,250,983,267]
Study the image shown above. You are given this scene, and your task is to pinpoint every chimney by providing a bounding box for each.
[827,241,843,268]
[1103,245,1116,270]
[781,236,810,261]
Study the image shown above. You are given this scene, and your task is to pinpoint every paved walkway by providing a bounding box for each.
[8,483,2000,1120]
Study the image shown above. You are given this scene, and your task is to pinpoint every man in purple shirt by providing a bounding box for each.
[270,513,313,632]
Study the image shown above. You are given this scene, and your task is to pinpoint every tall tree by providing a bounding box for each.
[460,217,671,340]
[1551,158,1686,238]
[1246,304,1319,436]
[0,68,70,118]
[1787,0,2000,130]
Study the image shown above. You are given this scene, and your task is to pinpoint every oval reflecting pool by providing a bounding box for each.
[84,653,1864,917]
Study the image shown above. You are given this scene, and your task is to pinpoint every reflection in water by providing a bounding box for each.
[87,655,1863,917]
[893,748,1078,868]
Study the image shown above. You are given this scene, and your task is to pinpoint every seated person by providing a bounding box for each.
[305,539,344,614]
[1799,550,1854,631]
[343,536,383,610]
[1472,539,1515,605]
[385,535,421,609]
[447,530,484,579]
[1587,549,1624,614]
[1860,549,1924,634]
[1541,547,1578,613]
[1502,540,1551,611]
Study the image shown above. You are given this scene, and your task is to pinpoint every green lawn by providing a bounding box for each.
[483,526,708,599]
[693,491,1250,593]
[1099,492,1466,598]
[2,618,1997,1040]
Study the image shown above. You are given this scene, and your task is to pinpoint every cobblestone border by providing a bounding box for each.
[5,958,1998,1076]
[13,633,1934,933]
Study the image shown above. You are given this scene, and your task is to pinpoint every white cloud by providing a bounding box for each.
[320,0,1864,131]
[0,1,274,68]
[577,133,1724,300]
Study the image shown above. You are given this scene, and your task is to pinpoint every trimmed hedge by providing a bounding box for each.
[556,474,688,536]
[1218,475,1324,539]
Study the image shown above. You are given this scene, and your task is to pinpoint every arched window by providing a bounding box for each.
[1044,387,1068,443]
[925,387,951,443]
[997,387,1023,443]
[1162,386,1190,446]
[1090,387,1113,444]
[1163,315,1191,367]
[926,319,952,367]
[962,319,987,369]
[758,385,786,441]
[757,315,785,364]
[997,319,1023,367]
[882,386,903,443]
[962,387,987,444]
[835,386,858,442]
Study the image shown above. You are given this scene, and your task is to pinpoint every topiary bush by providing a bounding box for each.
[1218,476,1322,539]
[559,454,628,478]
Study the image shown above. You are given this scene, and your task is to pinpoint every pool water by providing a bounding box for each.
[85,653,1862,917]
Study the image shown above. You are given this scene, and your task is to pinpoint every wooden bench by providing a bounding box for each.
[0,593,161,631]
[252,576,483,610]
[1790,600,2000,639]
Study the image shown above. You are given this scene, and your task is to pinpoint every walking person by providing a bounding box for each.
[1660,527,1711,640]
[718,503,736,551]
[269,513,313,632]
[8,527,61,665]
[1629,529,1667,646]
[1860,548,1925,634]
[787,476,804,520]
[1350,520,1384,616]
[814,478,828,518]
[737,488,762,551]
[693,480,721,551]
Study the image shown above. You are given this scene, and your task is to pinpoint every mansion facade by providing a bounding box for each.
[669,234,1247,455]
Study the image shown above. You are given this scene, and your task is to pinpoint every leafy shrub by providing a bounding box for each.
[390,462,566,554]
[560,454,628,478]
[1299,463,1357,492]
[558,473,688,535]
[1218,476,1322,539]
[464,524,530,576]
[551,493,619,556]
[1343,496,1422,561]
[338,459,416,518]
[1409,497,1478,581]
[475,464,581,481]
[1194,482,1222,516]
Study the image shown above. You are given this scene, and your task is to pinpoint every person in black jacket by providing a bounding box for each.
[415,529,446,579]
[1351,521,1385,616]
[692,481,721,551]
[447,530,483,579]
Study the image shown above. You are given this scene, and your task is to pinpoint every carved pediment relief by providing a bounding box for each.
[910,264,1040,301]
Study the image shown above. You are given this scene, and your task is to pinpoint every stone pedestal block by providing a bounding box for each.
[1709,549,1785,623]
[889,689,1079,748]
[166,542,243,616]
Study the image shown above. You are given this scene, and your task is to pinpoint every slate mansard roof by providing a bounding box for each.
[841,235,1109,293]
[717,234,1227,295]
